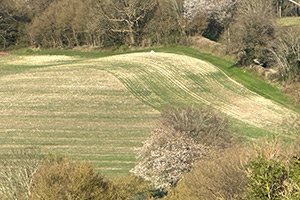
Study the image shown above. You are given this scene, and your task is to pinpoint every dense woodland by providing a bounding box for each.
[0,0,300,199]
[0,0,299,48]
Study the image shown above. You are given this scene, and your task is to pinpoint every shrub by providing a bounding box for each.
[244,139,300,200]
[166,145,252,200]
[166,138,300,200]
[245,157,289,200]
[113,175,156,200]
[245,156,300,200]
[131,107,232,190]
[30,156,116,200]
[288,155,300,200]
[283,81,300,105]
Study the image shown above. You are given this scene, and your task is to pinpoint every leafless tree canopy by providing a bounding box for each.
[97,0,158,46]
[0,149,42,200]
[268,26,300,80]
[224,0,277,65]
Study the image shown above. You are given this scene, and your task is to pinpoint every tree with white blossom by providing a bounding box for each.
[131,107,232,190]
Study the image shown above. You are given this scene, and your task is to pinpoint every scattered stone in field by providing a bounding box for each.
[150,50,155,54]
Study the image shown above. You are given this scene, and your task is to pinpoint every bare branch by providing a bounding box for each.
[98,0,157,45]
[0,149,43,200]
[288,0,300,7]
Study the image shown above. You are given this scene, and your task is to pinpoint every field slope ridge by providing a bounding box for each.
[87,52,298,134]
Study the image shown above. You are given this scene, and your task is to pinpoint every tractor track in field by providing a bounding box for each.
[93,52,299,134]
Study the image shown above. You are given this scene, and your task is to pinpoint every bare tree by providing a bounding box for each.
[98,0,157,46]
[0,0,21,48]
[274,0,300,17]
[0,0,57,49]
[29,0,91,48]
[224,0,276,65]
[0,149,42,200]
[288,0,300,7]
[268,26,300,81]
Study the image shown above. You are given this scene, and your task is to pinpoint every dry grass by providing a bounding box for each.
[166,145,253,200]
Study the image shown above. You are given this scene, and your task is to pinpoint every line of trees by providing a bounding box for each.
[27,0,222,48]
[0,0,56,48]
[1,0,298,50]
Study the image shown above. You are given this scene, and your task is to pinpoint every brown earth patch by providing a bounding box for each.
[188,36,226,54]
[0,52,9,57]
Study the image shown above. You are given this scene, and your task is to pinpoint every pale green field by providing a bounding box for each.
[278,17,300,27]
[86,53,298,134]
[0,58,159,177]
[0,50,298,177]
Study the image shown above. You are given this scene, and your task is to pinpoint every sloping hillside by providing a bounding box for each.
[86,52,299,135]
[0,50,298,177]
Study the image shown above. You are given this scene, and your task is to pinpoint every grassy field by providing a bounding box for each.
[0,46,298,177]
[278,17,300,27]
[0,59,159,177]
[85,52,298,136]
[10,46,297,111]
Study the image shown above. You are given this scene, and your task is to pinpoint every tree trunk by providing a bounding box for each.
[279,5,282,18]
[1,35,6,48]
[72,28,79,47]
[129,32,135,46]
